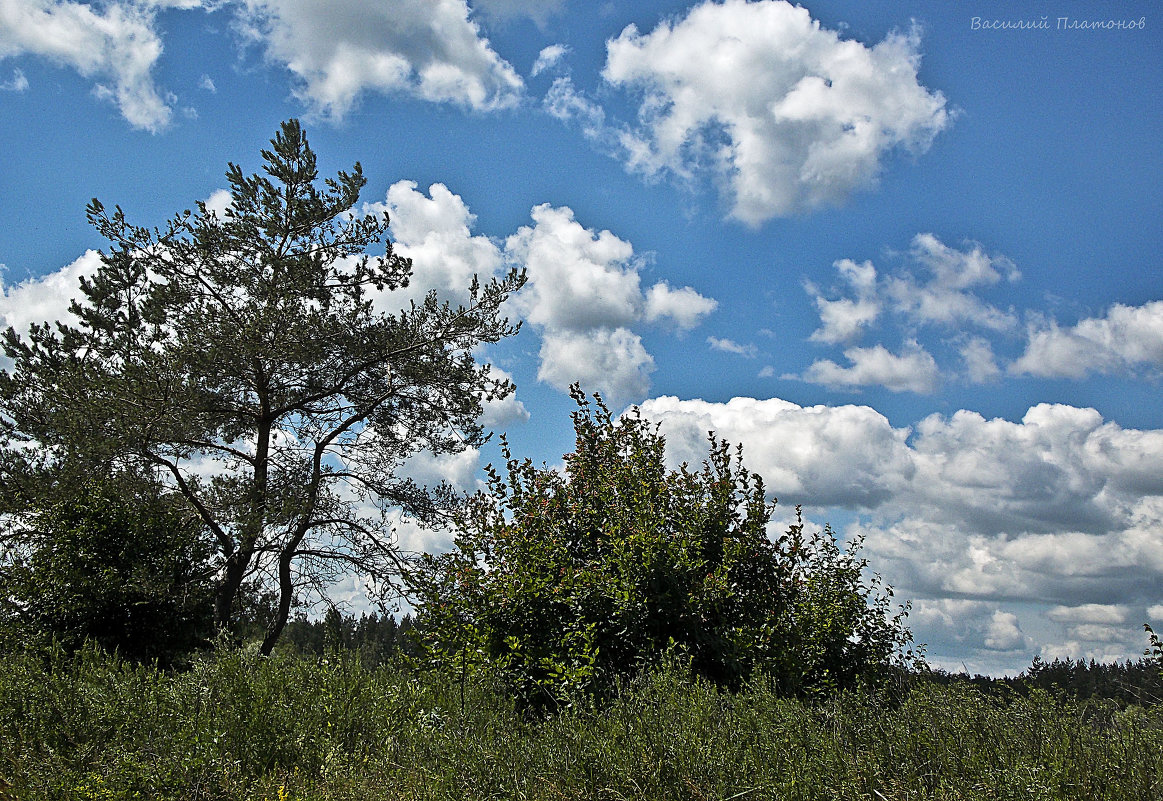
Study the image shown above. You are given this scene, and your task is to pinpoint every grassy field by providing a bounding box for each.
[1,645,1160,801]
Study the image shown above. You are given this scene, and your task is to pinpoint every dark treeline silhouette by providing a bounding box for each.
[280,609,418,667]
[930,655,1163,707]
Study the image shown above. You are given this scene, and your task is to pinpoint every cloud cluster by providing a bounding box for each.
[1011,301,1163,379]
[792,234,1163,392]
[595,0,949,223]
[636,394,1163,671]
[1,0,526,129]
[377,181,715,402]
[505,204,716,401]
[0,0,174,130]
[234,0,523,118]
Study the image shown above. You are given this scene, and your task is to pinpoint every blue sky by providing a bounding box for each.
[1,0,1160,674]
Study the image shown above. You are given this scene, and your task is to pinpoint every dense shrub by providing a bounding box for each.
[410,388,919,709]
[0,479,215,666]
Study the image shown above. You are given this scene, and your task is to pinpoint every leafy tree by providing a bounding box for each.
[0,120,525,654]
[0,476,215,666]
[410,388,918,710]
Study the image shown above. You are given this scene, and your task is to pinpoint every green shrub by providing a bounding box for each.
[410,387,919,710]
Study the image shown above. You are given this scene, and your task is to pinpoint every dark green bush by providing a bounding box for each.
[410,388,919,710]
[0,478,215,666]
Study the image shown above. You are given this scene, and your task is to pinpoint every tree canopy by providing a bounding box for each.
[411,388,919,710]
[0,120,525,654]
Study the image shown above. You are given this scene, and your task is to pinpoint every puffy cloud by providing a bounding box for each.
[884,234,1019,331]
[538,328,654,401]
[505,203,714,400]
[0,0,174,130]
[544,76,608,140]
[372,184,712,403]
[801,236,1019,391]
[635,394,1163,672]
[0,250,98,343]
[638,395,915,509]
[375,180,506,310]
[234,0,523,118]
[644,282,718,330]
[600,0,949,223]
[1010,301,1163,379]
[808,259,880,344]
[960,337,1001,384]
[801,342,940,394]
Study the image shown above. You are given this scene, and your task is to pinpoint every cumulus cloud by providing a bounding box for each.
[0,250,98,343]
[371,183,713,403]
[635,394,1163,672]
[538,328,655,401]
[234,0,523,118]
[644,282,718,330]
[598,0,949,223]
[801,341,940,394]
[0,0,175,130]
[638,395,915,509]
[1010,301,1163,379]
[801,235,1019,391]
[505,203,714,400]
[807,258,880,344]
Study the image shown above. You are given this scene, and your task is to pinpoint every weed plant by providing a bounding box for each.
[1,644,1160,800]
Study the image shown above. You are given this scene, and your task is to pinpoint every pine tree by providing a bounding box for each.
[0,120,524,653]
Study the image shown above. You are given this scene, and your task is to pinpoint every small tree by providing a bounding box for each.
[410,388,918,709]
[0,120,525,653]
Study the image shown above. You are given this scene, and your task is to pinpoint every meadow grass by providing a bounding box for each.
[1,645,1160,800]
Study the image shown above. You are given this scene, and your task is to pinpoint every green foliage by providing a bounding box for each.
[0,478,214,666]
[0,119,525,652]
[1,648,1159,801]
[410,388,918,709]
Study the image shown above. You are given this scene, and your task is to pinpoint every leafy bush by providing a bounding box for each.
[410,388,919,709]
[0,478,215,666]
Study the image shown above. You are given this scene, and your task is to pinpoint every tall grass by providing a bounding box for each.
[1,645,1160,800]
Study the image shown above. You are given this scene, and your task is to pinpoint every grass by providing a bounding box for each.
[1,644,1160,800]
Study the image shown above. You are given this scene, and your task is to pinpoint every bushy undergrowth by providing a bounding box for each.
[1,645,1161,800]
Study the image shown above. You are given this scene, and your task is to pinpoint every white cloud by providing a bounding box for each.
[808,258,880,344]
[960,337,1000,384]
[234,0,523,118]
[802,236,1019,391]
[505,203,714,400]
[600,0,949,223]
[1010,301,1163,379]
[0,250,98,342]
[707,336,757,358]
[531,44,568,77]
[0,0,175,130]
[538,327,654,400]
[638,395,915,509]
[801,341,940,394]
[983,611,1033,652]
[198,73,215,92]
[635,394,1163,672]
[644,281,717,330]
[545,76,608,140]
